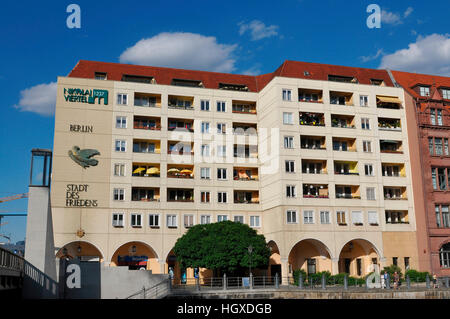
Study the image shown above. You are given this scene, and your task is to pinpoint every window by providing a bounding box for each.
[287,210,297,224]
[115,140,126,152]
[404,257,410,270]
[114,163,125,177]
[283,112,293,124]
[95,72,107,80]
[113,188,124,201]
[234,215,244,223]
[200,215,211,224]
[286,185,296,198]
[420,86,430,97]
[285,160,295,173]
[432,168,437,190]
[435,138,443,155]
[337,211,346,225]
[217,215,228,222]
[218,192,227,203]
[112,213,124,227]
[217,101,226,112]
[440,243,450,268]
[366,187,376,200]
[365,164,374,176]
[250,216,260,228]
[215,168,226,180]
[360,95,369,107]
[320,211,330,224]
[442,89,450,100]
[437,109,443,126]
[361,118,370,130]
[201,122,210,134]
[117,93,128,105]
[438,167,447,190]
[201,144,210,156]
[201,191,211,203]
[303,210,314,224]
[436,205,442,228]
[429,137,434,155]
[217,145,227,157]
[282,89,292,101]
[201,100,210,111]
[368,211,378,225]
[430,108,436,125]
[352,211,363,225]
[200,167,211,179]
[284,136,294,149]
[445,139,449,155]
[167,214,177,228]
[217,123,226,134]
[443,206,450,228]
[149,214,160,227]
[363,141,372,153]
[184,215,194,228]
[116,116,127,128]
[307,259,316,274]
[392,257,398,266]
[131,214,142,227]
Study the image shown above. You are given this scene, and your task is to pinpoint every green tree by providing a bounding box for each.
[173,221,271,276]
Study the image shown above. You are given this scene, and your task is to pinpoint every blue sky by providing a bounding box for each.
[0,0,449,243]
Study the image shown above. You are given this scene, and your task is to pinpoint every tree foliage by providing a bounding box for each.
[173,221,271,275]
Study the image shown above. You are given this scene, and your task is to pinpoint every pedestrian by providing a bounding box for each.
[383,272,389,289]
[433,273,438,289]
[381,272,386,289]
[393,272,399,290]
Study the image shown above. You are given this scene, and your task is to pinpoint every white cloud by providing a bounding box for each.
[238,20,279,41]
[404,7,413,18]
[379,33,450,76]
[381,10,402,25]
[14,82,57,116]
[119,32,237,73]
[360,49,384,63]
[241,65,261,76]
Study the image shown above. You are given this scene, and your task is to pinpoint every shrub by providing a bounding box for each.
[381,264,403,280]
[405,269,430,283]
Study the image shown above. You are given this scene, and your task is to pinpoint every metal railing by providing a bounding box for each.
[126,278,171,299]
[0,246,24,276]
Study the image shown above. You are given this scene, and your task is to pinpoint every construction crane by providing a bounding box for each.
[0,193,28,203]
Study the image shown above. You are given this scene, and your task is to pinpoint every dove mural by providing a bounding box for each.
[68,146,100,168]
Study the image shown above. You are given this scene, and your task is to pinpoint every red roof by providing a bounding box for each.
[391,70,450,101]
[67,60,396,92]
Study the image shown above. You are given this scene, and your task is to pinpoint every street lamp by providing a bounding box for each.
[248,245,253,276]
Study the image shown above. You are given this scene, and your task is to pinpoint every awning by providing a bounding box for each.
[381,140,400,144]
[180,169,192,174]
[147,167,160,175]
[133,167,145,174]
[376,96,402,104]
[167,168,180,173]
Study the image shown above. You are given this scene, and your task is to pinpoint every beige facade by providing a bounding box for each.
[52,69,419,280]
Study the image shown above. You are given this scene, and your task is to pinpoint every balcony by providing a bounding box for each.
[300,135,326,150]
[302,184,329,198]
[133,139,160,154]
[233,123,257,135]
[168,141,194,156]
[334,161,359,175]
[378,118,401,131]
[134,93,160,108]
[132,163,160,177]
[330,91,354,106]
[233,190,259,204]
[167,188,194,202]
[168,95,194,110]
[301,160,327,174]
[131,187,160,202]
[332,138,356,152]
[382,164,406,177]
[384,187,407,200]
[335,185,360,199]
[376,96,402,110]
[232,100,257,114]
[331,114,355,129]
[233,167,258,181]
[298,88,323,103]
[168,118,194,132]
[233,145,258,158]
[385,210,409,224]
[380,140,403,154]
[134,116,161,131]
[299,112,325,127]
[167,164,194,179]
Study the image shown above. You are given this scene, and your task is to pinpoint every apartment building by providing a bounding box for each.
[51,60,419,281]
[392,70,450,277]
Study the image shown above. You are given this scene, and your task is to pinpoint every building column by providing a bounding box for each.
[280,257,289,285]
[331,258,340,275]
[159,260,166,274]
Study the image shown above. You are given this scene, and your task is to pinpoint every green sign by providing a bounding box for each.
[64,88,108,105]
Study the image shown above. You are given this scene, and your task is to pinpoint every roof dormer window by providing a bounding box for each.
[171,78,204,88]
[328,75,358,84]
[419,86,430,97]
[95,72,107,80]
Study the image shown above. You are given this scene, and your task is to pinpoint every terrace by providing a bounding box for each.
[233,190,259,204]
[168,95,194,110]
[298,88,323,103]
[376,95,402,110]
[335,185,360,199]
[334,161,359,175]
[300,135,326,150]
[233,167,259,181]
[299,112,325,127]
[232,100,257,114]
[131,187,160,202]
[167,164,194,179]
[167,189,194,202]
[331,114,355,129]
[134,93,160,107]
[330,91,354,106]
[378,117,401,131]
[301,160,327,174]
[302,184,329,198]
[380,140,403,154]
[132,163,160,177]
[383,187,407,200]
[133,116,161,131]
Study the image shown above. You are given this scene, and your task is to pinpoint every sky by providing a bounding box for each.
[0,0,449,244]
